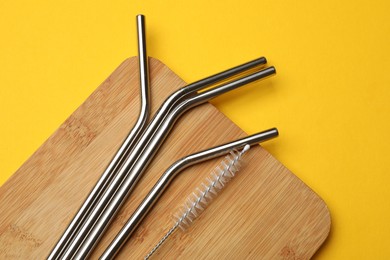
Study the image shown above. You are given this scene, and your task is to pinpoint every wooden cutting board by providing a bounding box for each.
[0,57,330,259]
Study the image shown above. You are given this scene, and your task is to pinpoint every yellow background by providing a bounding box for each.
[1,0,389,259]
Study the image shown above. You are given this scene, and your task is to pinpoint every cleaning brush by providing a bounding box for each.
[144,144,250,259]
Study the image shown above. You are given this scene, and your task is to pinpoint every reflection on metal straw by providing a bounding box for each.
[48,14,150,260]
[101,128,278,259]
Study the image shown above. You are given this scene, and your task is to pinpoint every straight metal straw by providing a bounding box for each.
[47,14,150,260]
[66,66,276,259]
[101,128,279,259]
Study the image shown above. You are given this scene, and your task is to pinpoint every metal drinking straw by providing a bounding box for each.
[48,14,150,260]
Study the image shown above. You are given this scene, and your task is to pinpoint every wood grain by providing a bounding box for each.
[0,57,330,259]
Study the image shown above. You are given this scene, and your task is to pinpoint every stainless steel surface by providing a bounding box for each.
[68,67,276,259]
[60,56,269,259]
[47,14,150,260]
[101,129,278,259]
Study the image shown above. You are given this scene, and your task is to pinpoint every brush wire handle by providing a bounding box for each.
[144,145,250,260]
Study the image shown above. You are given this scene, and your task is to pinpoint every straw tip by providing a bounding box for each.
[258,56,267,64]
[262,127,279,140]
[270,127,279,137]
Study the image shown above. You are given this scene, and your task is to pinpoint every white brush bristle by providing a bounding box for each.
[174,145,250,231]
